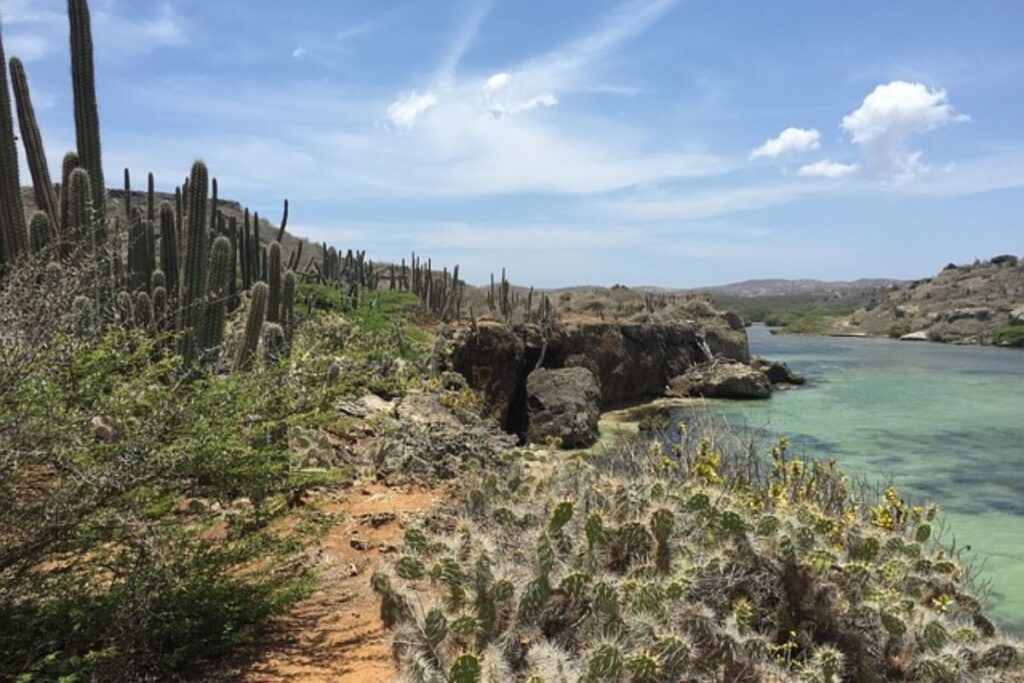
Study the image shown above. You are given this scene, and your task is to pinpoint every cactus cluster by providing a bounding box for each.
[486,268,556,325]
[374,434,1023,682]
[0,0,301,374]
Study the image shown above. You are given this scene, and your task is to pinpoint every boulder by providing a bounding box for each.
[396,392,461,428]
[751,357,806,385]
[667,362,772,400]
[1010,307,1024,326]
[526,367,601,448]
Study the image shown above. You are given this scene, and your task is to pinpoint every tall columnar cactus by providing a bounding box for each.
[267,241,282,322]
[152,285,168,331]
[59,151,80,240]
[10,57,58,232]
[227,216,239,310]
[158,201,179,298]
[68,0,105,213]
[0,24,27,264]
[66,168,93,250]
[262,322,285,366]
[235,282,268,371]
[133,290,153,330]
[127,207,153,292]
[182,160,209,332]
[239,214,251,289]
[200,236,232,356]
[281,270,297,338]
[28,212,53,254]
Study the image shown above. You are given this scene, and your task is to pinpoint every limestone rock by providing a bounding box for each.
[667,362,772,400]
[526,367,601,448]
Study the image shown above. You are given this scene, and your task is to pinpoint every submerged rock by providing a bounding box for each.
[667,362,772,400]
[526,367,601,448]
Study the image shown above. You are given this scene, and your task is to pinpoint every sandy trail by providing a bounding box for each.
[211,483,445,682]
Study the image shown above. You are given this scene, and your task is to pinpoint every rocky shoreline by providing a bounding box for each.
[450,318,804,448]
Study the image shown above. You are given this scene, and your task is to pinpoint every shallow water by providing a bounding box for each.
[695,325,1024,632]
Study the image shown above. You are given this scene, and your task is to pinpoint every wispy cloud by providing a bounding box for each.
[434,0,494,87]
[598,182,828,223]
[0,0,186,60]
[797,159,859,179]
[750,127,821,160]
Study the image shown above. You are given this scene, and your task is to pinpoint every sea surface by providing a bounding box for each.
[691,324,1024,633]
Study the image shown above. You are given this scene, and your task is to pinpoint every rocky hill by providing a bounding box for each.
[701,277,901,297]
[833,255,1024,346]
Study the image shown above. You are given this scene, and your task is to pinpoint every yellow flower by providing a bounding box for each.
[932,594,953,613]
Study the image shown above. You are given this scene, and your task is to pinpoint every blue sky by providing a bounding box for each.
[4,0,1024,287]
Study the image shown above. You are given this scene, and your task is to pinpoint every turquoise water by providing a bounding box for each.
[699,325,1024,632]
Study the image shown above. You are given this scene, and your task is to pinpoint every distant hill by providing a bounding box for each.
[700,278,902,298]
[833,255,1024,346]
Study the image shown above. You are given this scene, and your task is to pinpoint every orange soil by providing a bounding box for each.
[212,482,446,683]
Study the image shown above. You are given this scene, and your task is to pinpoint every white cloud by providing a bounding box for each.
[599,182,823,222]
[386,90,439,130]
[841,81,968,181]
[750,127,821,160]
[509,93,557,113]
[797,159,859,179]
[483,72,510,93]
[292,46,308,59]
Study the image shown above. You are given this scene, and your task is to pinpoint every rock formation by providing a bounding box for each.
[525,367,601,448]
[666,361,772,400]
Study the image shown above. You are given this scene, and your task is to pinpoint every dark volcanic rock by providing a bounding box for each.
[751,357,806,385]
[667,362,772,400]
[451,323,525,429]
[517,321,749,407]
[526,367,601,448]
[452,319,752,435]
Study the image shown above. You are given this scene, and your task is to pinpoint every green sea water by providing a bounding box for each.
[694,324,1024,633]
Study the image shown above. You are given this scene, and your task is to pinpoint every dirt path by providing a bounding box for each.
[212,483,446,682]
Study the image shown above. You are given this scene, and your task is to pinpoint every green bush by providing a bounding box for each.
[888,320,912,338]
[995,324,1024,347]
[0,329,319,680]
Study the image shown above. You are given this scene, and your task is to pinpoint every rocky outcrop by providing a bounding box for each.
[667,362,772,400]
[452,318,763,442]
[518,321,749,405]
[526,367,601,448]
[450,322,524,428]
[751,357,806,385]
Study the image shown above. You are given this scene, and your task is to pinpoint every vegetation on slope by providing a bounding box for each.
[0,250,437,678]
[708,292,868,335]
[840,256,1024,345]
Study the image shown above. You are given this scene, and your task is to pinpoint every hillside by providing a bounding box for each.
[833,255,1024,346]
[701,277,902,298]
[20,186,322,273]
